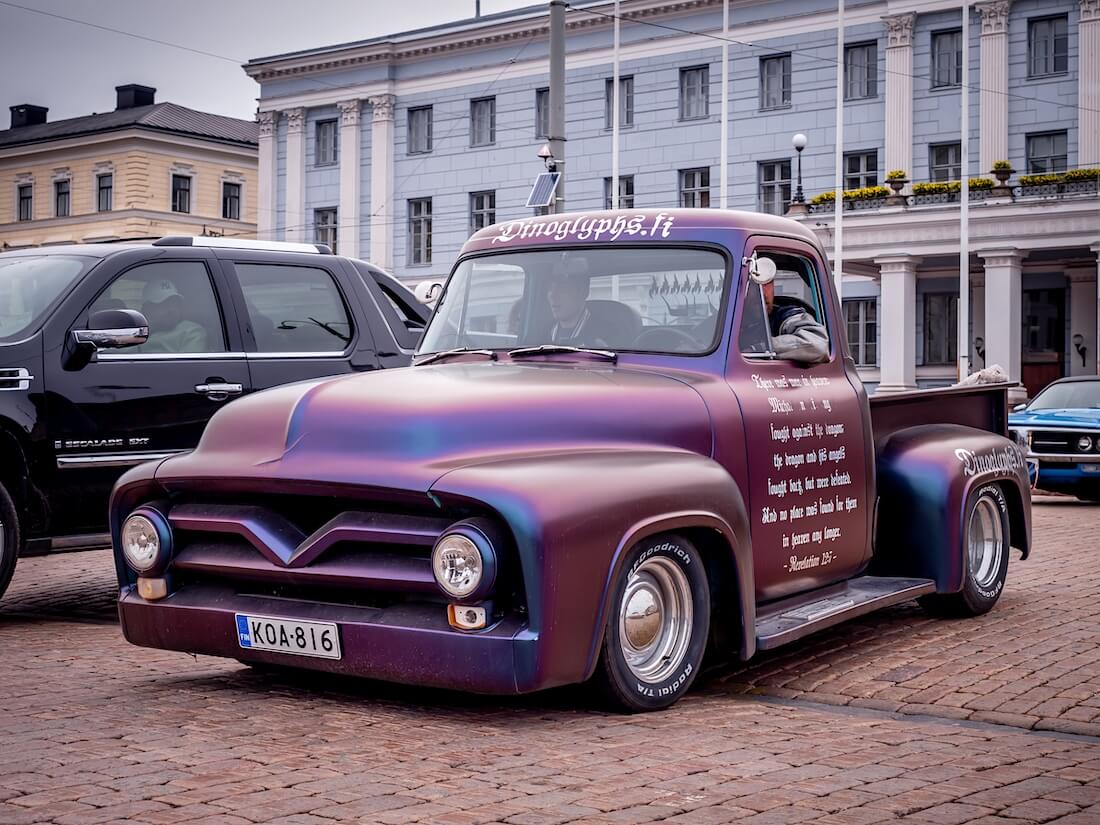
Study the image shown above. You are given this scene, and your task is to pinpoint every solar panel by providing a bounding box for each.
[525,172,561,208]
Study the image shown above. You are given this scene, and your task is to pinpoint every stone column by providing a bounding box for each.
[1067,264,1098,376]
[367,94,395,271]
[976,1,1010,174]
[284,107,306,243]
[1081,0,1100,165]
[883,13,916,184]
[979,249,1023,397]
[256,110,278,239]
[337,100,362,259]
[875,255,921,394]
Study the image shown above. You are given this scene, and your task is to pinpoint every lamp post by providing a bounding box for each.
[787,133,809,216]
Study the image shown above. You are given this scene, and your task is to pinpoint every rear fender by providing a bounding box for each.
[430,449,754,692]
[871,424,1031,593]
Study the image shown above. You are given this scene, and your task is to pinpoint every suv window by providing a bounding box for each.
[236,263,353,353]
[739,251,829,359]
[90,260,226,354]
[0,255,91,343]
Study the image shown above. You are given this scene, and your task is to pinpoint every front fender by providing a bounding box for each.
[109,459,171,589]
[430,448,753,692]
[871,424,1031,593]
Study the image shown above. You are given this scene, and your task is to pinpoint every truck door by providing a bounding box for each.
[44,253,251,534]
[730,237,871,603]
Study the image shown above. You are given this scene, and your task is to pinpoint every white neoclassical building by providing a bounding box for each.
[244,0,1100,396]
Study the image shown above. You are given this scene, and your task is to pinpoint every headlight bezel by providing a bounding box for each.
[431,521,498,602]
[121,507,173,575]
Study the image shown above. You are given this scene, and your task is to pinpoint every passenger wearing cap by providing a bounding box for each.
[139,279,208,353]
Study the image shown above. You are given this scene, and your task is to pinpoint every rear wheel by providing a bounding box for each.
[0,481,21,601]
[594,534,709,712]
[919,484,1009,618]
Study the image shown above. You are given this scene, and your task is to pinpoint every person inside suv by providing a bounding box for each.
[139,278,208,353]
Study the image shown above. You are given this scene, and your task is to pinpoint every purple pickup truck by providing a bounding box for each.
[111,209,1031,712]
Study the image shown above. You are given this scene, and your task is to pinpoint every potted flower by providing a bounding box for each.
[885,169,908,194]
[991,160,1013,184]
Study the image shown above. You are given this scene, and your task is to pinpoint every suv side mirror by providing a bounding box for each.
[64,309,150,371]
[75,309,150,349]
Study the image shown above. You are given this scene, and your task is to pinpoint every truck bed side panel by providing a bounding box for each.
[869,384,1009,442]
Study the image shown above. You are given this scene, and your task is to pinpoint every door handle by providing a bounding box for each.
[195,382,244,401]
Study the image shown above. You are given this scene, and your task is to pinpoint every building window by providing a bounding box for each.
[604,175,635,209]
[1026,131,1068,173]
[535,87,549,139]
[315,119,338,166]
[679,168,710,208]
[222,182,241,220]
[844,42,877,100]
[758,161,792,215]
[54,179,70,218]
[314,207,337,253]
[17,184,32,221]
[469,190,495,233]
[931,29,962,88]
[408,106,432,154]
[1029,15,1068,77]
[171,174,191,213]
[923,293,958,366]
[470,97,496,147]
[844,151,878,190]
[96,173,113,212]
[408,198,432,264]
[845,299,877,367]
[929,143,961,181]
[604,75,634,128]
[679,66,709,120]
[760,54,792,109]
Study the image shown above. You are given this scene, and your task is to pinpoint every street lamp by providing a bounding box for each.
[537,143,557,172]
[792,133,808,204]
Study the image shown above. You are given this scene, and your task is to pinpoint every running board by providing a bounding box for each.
[755,576,936,651]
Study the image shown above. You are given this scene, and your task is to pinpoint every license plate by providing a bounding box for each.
[1082,464,1100,474]
[235,614,341,660]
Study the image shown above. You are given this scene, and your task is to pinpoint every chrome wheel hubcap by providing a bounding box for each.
[968,495,1004,590]
[619,556,693,684]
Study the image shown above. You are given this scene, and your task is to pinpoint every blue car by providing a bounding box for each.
[1009,376,1100,502]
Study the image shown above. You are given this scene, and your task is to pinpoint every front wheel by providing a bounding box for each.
[0,480,21,601]
[919,483,1010,618]
[594,534,710,713]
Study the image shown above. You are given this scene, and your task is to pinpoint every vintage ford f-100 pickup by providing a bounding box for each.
[111,209,1031,711]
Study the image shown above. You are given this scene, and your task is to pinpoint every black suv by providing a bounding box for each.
[0,236,429,599]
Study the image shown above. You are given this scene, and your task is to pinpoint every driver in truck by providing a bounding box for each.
[763,277,829,365]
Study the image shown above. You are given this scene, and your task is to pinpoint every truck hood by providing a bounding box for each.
[158,361,713,494]
[1009,408,1100,429]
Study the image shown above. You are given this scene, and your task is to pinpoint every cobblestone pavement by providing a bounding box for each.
[0,499,1099,824]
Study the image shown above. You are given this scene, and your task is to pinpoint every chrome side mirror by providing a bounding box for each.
[744,253,777,285]
[414,280,444,305]
[73,308,150,349]
[1012,403,1028,412]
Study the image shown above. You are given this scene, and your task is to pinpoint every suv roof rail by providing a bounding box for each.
[153,236,333,254]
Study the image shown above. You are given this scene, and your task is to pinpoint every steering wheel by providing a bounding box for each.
[633,326,700,353]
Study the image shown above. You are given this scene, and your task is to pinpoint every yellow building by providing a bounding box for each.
[0,85,257,249]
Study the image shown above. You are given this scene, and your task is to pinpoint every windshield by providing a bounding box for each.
[1028,381,1100,411]
[419,247,729,356]
[0,255,90,343]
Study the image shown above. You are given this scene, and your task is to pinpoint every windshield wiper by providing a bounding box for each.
[414,347,498,367]
[508,344,617,362]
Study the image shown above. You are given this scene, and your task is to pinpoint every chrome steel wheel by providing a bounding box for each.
[618,556,694,684]
[968,493,1005,591]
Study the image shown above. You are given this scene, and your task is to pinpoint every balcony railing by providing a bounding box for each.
[800,168,1099,216]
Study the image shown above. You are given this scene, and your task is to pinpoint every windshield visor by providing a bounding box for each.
[419,247,729,356]
[0,255,90,342]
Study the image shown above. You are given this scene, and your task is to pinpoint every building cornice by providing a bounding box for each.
[0,207,256,236]
[0,128,258,166]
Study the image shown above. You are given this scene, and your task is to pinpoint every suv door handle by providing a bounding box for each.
[195,382,244,401]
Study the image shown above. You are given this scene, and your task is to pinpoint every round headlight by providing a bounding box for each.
[431,522,498,601]
[121,509,171,574]
[433,534,483,599]
[1079,436,1094,452]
